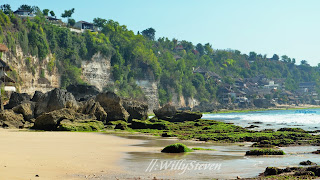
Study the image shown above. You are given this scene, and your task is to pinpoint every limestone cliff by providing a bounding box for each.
[81,52,113,91]
[2,46,60,95]
[170,89,199,109]
[3,48,194,112]
[136,80,160,112]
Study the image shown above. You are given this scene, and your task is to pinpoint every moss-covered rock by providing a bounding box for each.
[131,119,168,130]
[57,119,104,131]
[245,149,285,156]
[161,143,192,153]
[113,121,128,130]
[34,108,104,131]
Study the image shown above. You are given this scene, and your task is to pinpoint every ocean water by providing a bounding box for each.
[202,109,320,131]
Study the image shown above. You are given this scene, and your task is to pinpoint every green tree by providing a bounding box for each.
[18,4,32,11]
[61,8,75,19]
[0,4,12,14]
[42,9,50,16]
[249,51,257,60]
[68,18,75,26]
[272,54,279,60]
[141,27,156,41]
[93,17,107,31]
[300,60,308,65]
[204,43,213,55]
[49,10,55,16]
[196,43,205,56]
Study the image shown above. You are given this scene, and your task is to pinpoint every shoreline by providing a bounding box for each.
[206,104,320,114]
[0,129,151,180]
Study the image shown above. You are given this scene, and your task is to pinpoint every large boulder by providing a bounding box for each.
[34,108,103,131]
[78,98,107,123]
[34,88,78,117]
[0,110,25,128]
[5,92,31,109]
[66,84,100,101]
[154,104,177,118]
[12,102,36,121]
[154,104,202,122]
[122,99,148,121]
[95,92,129,121]
[31,91,45,102]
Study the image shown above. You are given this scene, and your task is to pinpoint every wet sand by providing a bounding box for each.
[0,129,149,180]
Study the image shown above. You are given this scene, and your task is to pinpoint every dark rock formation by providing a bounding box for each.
[122,99,148,121]
[5,92,31,109]
[193,102,218,112]
[78,98,107,123]
[31,91,45,102]
[34,108,102,131]
[264,167,283,176]
[114,121,128,130]
[253,99,275,108]
[34,88,78,117]
[67,84,100,101]
[300,160,317,166]
[12,102,36,121]
[154,104,202,122]
[0,110,25,128]
[154,104,177,118]
[262,166,320,177]
[95,92,129,121]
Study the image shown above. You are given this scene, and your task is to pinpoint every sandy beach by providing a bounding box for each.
[0,129,148,180]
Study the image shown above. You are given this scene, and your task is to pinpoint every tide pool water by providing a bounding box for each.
[202,109,320,131]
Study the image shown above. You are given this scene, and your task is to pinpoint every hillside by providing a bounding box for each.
[0,6,320,111]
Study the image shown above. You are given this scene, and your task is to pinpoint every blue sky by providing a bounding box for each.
[3,0,320,66]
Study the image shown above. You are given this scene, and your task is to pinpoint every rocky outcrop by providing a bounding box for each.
[95,92,129,121]
[66,84,100,101]
[34,88,78,117]
[78,98,107,123]
[31,91,45,102]
[5,92,31,109]
[253,99,275,108]
[0,110,25,128]
[122,99,148,121]
[154,104,177,118]
[12,102,36,121]
[193,102,219,112]
[154,104,202,122]
[34,108,102,131]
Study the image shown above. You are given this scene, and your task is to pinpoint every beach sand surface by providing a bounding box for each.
[0,129,147,180]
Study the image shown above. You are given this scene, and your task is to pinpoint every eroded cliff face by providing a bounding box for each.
[81,52,112,91]
[4,48,193,112]
[136,80,160,113]
[2,46,60,95]
[170,90,199,109]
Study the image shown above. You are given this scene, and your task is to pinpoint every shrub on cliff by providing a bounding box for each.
[161,143,192,153]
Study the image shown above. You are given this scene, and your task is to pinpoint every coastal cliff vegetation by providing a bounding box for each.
[1,4,320,106]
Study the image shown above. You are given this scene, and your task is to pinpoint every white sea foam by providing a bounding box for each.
[203,110,320,125]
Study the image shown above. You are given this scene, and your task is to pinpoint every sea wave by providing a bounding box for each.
[202,110,320,125]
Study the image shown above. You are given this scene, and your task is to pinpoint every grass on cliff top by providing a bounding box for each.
[127,118,320,147]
